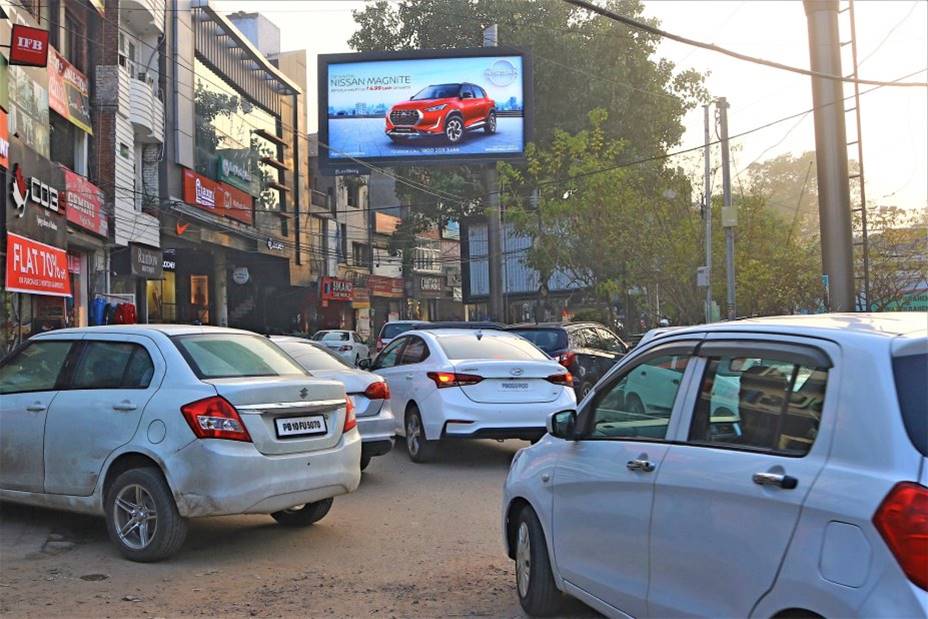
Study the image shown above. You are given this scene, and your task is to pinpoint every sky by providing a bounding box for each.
[214,0,928,212]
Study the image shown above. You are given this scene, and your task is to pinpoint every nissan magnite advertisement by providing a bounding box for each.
[321,51,528,165]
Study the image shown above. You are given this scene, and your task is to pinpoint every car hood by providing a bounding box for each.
[392,98,456,110]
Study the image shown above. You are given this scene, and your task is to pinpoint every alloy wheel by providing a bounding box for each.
[488,113,497,132]
[406,414,421,456]
[113,484,158,550]
[445,118,463,142]
[516,521,531,598]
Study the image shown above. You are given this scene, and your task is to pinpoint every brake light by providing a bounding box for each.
[339,345,352,352]
[873,482,928,590]
[343,396,357,432]
[558,352,576,368]
[181,396,251,442]
[427,371,484,388]
[546,372,574,387]
[364,380,391,400]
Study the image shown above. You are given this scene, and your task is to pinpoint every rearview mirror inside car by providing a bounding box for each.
[547,409,577,440]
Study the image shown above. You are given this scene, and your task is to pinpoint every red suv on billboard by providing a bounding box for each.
[386,83,496,145]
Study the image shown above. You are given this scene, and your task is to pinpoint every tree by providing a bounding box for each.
[864,207,928,311]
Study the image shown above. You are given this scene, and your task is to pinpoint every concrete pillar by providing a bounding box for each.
[214,251,228,327]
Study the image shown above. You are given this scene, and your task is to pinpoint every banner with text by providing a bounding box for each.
[5,232,72,297]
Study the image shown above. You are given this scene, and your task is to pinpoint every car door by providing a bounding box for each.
[648,338,837,618]
[394,335,432,410]
[372,336,409,420]
[43,334,165,496]
[551,341,699,618]
[460,85,478,124]
[0,336,79,492]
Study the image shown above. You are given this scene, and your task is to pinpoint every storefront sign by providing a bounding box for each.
[321,276,353,302]
[369,275,405,299]
[67,253,81,274]
[182,168,253,225]
[10,162,59,215]
[129,243,163,279]
[352,285,371,309]
[162,249,176,271]
[374,212,401,235]
[232,266,250,285]
[419,275,443,297]
[0,110,9,169]
[266,237,285,252]
[5,232,71,297]
[9,25,49,68]
[216,153,258,196]
[5,141,66,248]
[61,168,106,236]
[47,47,92,134]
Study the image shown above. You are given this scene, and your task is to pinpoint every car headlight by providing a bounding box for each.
[425,104,447,112]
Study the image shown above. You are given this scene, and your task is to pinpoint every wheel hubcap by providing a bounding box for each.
[516,522,531,597]
[406,415,420,455]
[113,484,158,550]
[446,120,462,141]
[489,115,496,131]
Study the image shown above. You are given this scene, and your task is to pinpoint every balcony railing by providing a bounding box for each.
[129,76,164,144]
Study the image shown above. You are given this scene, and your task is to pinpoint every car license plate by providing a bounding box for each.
[500,382,529,391]
[275,414,327,438]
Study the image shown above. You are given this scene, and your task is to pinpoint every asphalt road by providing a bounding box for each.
[0,439,599,618]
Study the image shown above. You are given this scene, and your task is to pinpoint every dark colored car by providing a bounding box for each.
[385,83,496,144]
[506,322,629,399]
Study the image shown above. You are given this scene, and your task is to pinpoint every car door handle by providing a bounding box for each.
[404,374,413,381]
[752,472,798,490]
[626,459,656,472]
[112,401,138,412]
[26,403,47,413]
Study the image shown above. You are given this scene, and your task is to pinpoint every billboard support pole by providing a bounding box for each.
[483,24,505,322]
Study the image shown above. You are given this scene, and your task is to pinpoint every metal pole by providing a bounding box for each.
[484,24,504,322]
[803,0,855,311]
[703,104,712,323]
[847,0,870,309]
[718,97,736,320]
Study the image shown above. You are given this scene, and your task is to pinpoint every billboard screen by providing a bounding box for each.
[318,48,531,173]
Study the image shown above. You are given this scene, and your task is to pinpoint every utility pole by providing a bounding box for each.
[483,24,504,322]
[703,103,713,323]
[718,97,736,320]
[803,0,855,311]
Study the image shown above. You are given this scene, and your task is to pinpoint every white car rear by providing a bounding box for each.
[312,330,369,366]
[370,329,576,462]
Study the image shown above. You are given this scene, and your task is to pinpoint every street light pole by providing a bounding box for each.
[718,97,736,321]
[703,103,713,323]
[483,24,504,322]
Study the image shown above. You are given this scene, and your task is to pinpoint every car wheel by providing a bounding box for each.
[444,116,464,143]
[625,393,645,416]
[360,454,372,471]
[105,467,188,562]
[485,111,497,134]
[405,406,437,463]
[578,381,594,400]
[515,506,562,616]
[271,498,334,527]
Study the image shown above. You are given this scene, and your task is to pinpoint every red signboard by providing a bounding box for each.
[9,25,50,67]
[369,275,405,299]
[48,47,92,134]
[67,253,81,274]
[61,168,107,236]
[5,232,72,297]
[182,168,253,225]
[0,110,8,169]
[321,276,353,302]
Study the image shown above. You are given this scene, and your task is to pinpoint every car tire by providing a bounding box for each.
[444,115,464,144]
[578,381,594,400]
[271,498,334,527]
[515,506,562,616]
[405,406,437,463]
[104,467,188,562]
[360,454,372,471]
[484,110,497,134]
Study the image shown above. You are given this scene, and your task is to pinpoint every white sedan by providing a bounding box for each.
[312,330,369,366]
[366,329,576,462]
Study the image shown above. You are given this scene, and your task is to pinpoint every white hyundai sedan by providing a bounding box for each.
[369,329,576,462]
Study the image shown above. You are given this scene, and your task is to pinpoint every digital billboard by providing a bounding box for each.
[318,48,531,173]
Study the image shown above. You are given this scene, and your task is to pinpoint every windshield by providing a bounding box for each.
[410,84,459,100]
[322,331,350,342]
[174,334,307,379]
[438,334,550,361]
[382,323,420,339]
[277,340,351,371]
[507,329,567,355]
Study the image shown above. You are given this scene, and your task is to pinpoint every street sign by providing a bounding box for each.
[696,266,709,287]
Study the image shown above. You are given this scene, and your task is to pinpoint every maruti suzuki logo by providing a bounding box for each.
[484,59,518,87]
[299,388,309,399]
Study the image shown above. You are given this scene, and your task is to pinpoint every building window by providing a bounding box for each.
[64,7,88,72]
[352,242,370,268]
[414,242,441,274]
[338,224,348,263]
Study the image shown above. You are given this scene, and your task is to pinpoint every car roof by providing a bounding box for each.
[507,322,604,331]
[407,328,517,339]
[36,324,259,338]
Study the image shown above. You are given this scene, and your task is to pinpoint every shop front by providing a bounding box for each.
[368,274,405,339]
[110,242,162,323]
[317,276,353,331]
[408,274,444,321]
[60,167,107,328]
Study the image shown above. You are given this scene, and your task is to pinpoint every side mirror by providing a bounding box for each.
[547,410,578,440]
[358,358,372,370]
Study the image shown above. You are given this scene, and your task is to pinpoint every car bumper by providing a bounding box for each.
[165,430,362,518]
[357,406,396,458]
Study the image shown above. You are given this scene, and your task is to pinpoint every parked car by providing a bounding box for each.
[375,320,428,353]
[312,329,369,366]
[507,322,629,400]
[386,82,496,144]
[502,312,927,618]
[272,336,395,471]
[366,328,576,462]
[0,325,362,562]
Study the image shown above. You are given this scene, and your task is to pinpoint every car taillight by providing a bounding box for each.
[873,482,928,591]
[181,396,251,442]
[427,371,484,388]
[558,352,576,368]
[376,339,384,352]
[343,396,357,432]
[339,345,352,352]
[546,372,574,387]
[364,381,391,400]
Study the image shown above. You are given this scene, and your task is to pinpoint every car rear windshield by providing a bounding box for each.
[279,341,350,372]
[893,352,927,456]
[438,334,549,361]
[411,84,459,100]
[507,328,567,355]
[382,323,419,339]
[174,334,307,379]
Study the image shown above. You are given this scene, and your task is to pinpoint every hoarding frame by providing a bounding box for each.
[318,47,533,175]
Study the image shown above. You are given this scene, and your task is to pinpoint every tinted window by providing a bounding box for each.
[381,323,420,340]
[174,334,306,379]
[277,341,350,371]
[688,356,828,456]
[461,85,475,98]
[400,337,429,365]
[72,342,155,389]
[507,329,567,355]
[312,331,328,341]
[411,84,459,100]
[597,329,627,353]
[374,337,406,369]
[893,353,927,456]
[322,332,349,342]
[438,334,549,361]
[590,354,690,439]
[0,341,73,394]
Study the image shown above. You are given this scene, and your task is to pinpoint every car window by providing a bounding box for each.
[374,337,407,369]
[312,331,328,341]
[507,328,567,356]
[322,332,349,342]
[688,355,829,456]
[277,341,350,371]
[438,334,549,361]
[589,354,691,440]
[460,85,474,98]
[381,323,419,340]
[597,328,627,353]
[0,340,74,394]
[72,342,155,389]
[400,337,429,365]
[893,352,927,457]
[174,334,307,379]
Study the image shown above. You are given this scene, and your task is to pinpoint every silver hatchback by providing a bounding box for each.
[0,325,362,561]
